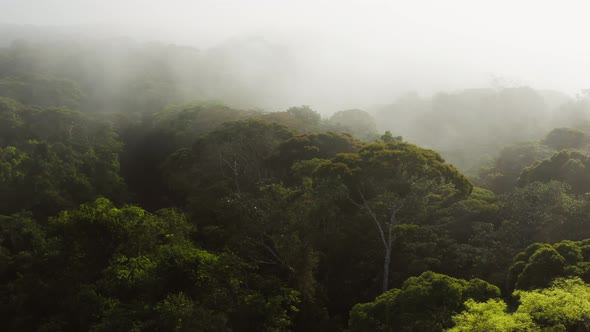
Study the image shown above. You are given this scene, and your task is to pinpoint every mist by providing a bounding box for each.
[9,2,590,330]
[3,0,590,111]
[2,0,590,170]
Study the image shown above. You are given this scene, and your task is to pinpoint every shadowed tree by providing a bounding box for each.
[518,150,590,193]
[315,141,472,292]
[348,271,500,332]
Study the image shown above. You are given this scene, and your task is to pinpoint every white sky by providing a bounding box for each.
[2,0,590,108]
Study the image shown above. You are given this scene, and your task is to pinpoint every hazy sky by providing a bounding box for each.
[2,0,590,109]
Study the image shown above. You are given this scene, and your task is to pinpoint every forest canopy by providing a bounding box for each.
[2,20,590,332]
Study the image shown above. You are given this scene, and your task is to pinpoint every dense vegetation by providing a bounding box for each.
[4,38,590,331]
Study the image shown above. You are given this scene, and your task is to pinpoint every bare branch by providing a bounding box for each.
[251,259,280,266]
[358,189,388,249]
[348,196,363,209]
[261,242,295,272]
[221,157,238,173]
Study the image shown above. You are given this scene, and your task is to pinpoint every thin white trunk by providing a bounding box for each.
[357,191,403,292]
[382,246,391,292]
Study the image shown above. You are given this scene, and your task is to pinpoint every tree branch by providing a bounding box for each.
[261,241,295,273]
[358,189,388,249]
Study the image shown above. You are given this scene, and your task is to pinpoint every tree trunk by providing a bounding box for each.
[355,189,399,293]
[382,246,391,292]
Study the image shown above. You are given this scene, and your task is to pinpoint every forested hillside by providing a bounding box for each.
[3,36,590,332]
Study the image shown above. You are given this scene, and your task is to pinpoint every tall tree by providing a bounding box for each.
[316,141,472,291]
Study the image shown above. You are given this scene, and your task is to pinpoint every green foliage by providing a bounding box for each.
[274,131,363,182]
[515,247,566,290]
[516,277,590,331]
[317,141,473,198]
[380,131,403,143]
[327,109,378,140]
[348,289,401,332]
[286,105,321,128]
[498,181,584,246]
[348,271,500,332]
[259,105,322,132]
[0,212,47,264]
[154,102,253,147]
[542,127,590,150]
[509,239,590,291]
[0,96,26,144]
[477,142,554,193]
[0,98,125,218]
[7,37,590,332]
[0,75,82,109]
[1,198,300,331]
[312,141,474,301]
[0,145,28,183]
[215,182,321,302]
[476,127,590,195]
[449,299,536,332]
[518,150,590,193]
[451,277,590,331]
[163,118,294,200]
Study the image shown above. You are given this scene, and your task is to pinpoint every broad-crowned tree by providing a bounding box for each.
[315,141,472,292]
[348,271,500,332]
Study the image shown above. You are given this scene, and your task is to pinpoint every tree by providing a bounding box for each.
[316,142,472,292]
[516,277,590,331]
[1,198,301,331]
[508,239,590,291]
[542,127,590,150]
[327,109,378,140]
[273,131,363,182]
[0,96,26,144]
[451,277,590,331]
[348,271,500,332]
[153,101,253,148]
[217,184,319,297]
[476,142,553,194]
[518,150,590,193]
[0,75,82,109]
[286,105,321,129]
[498,181,582,246]
[0,99,126,219]
[449,299,536,332]
[514,247,566,290]
[259,105,322,132]
[163,119,294,202]
[380,131,402,143]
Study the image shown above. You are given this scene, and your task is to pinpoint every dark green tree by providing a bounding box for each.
[348,271,500,332]
[316,142,472,292]
[518,150,590,193]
